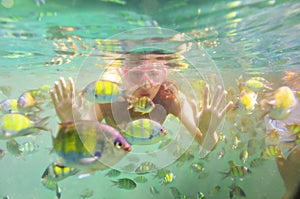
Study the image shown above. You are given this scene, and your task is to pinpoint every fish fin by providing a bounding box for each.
[79,155,100,164]
[35,116,50,131]
[219,171,228,180]
[78,172,92,179]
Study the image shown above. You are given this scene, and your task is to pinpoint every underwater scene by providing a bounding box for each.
[0,0,300,198]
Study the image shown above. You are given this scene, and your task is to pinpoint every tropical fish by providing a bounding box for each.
[0,99,19,114]
[244,77,272,92]
[17,89,46,110]
[0,113,49,140]
[161,171,176,185]
[250,158,265,168]
[153,168,172,179]
[217,147,225,159]
[127,96,155,114]
[190,162,205,173]
[260,86,297,120]
[20,141,39,155]
[197,192,206,199]
[6,139,23,158]
[260,145,283,159]
[80,188,94,199]
[286,123,300,134]
[221,161,252,179]
[134,175,148,183]
[169,186,182,199]
[81,80,125,103]
[149,186,159,195]
[51,120,131,173]
[239,89,257,111]
[239,150,248,164]
[208,185,221,196]
[123,119,167,145]
[105,168,121,177]
[135,161,157,174]
[229,184,246,199]
[41,162,79,182]
[111,178,137,190]
[40,179,62,199]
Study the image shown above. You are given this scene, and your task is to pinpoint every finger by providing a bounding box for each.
[69,77,75,99]
[54,81,63,101]
[215,90,227,111]
[219,101,234,118]
[60,77,68,99]
[50,88,58,106]
[202,84,209,109]
[78,92,83,107]
[211,85,221,108]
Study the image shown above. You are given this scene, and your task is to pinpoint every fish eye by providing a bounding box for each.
[114,140,123,149]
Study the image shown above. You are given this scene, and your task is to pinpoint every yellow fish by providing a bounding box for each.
[0,99,20,114]
[161,171,176,185]
[111,178,137,190]
[17,89,46,110]
[123,119,167,145]
[127,96,155,114]
[41,162,79,182]
[261,86,297,120]
[51,120,131,173]
[239,89,257,111]
[81,80,125,103]
[260,145,283,159]
[0,113,49,140]
[221,161,252,179]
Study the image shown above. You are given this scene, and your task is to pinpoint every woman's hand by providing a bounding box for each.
[50,77,83,122]
[197,84,233,155]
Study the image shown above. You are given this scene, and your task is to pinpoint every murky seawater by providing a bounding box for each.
[0,0,299,198]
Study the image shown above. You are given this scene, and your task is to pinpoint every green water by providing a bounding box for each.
[0,0,299,198]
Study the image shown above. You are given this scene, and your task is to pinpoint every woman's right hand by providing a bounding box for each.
[50,77,83,122]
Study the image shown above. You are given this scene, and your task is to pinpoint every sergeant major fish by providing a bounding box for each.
[41,162,79,182]
[127,96,155,114]
[81,80,125,103]
[111,178,137,190]
[0,113,49,140]
[51,120,131,173]
[260,86,297,120]
[221,161,252,180]
[123,119,167,145]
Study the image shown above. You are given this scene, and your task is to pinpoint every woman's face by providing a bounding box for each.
[121,66,166,99]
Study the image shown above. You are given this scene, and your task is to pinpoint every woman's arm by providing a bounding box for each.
[177,84,233,155]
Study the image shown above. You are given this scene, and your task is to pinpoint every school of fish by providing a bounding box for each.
[1,70,300,199]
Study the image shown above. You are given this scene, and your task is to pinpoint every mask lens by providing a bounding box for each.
[124,68,166,86]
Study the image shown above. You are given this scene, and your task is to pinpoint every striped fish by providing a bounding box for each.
[0,99,19,114]
[51,120,131,172]
[127,96,155,114]
[221,161,252,179]
[81,80,125,103]
[0,113,49,140]
[111,178,137,190]
[260,145,283,159]
[17,89,45,110]
[123,119,167,145]
[41,162,79,182]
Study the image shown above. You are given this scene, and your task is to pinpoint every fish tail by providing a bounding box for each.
[35,116,50,131]
[219,171,228,180]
